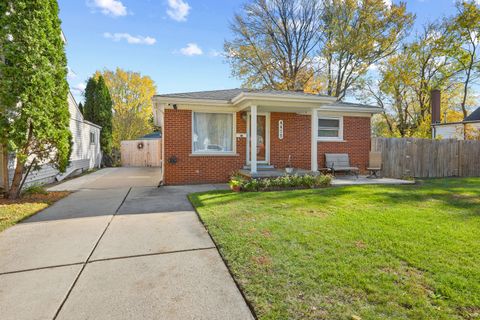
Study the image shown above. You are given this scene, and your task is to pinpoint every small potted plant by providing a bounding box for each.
[229,179,242,192]
[285,155,294,174]
[229,172,244,192]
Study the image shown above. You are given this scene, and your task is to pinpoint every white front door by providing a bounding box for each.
[246,113,270,164]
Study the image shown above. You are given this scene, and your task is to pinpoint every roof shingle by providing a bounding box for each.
[154,88,380,110]
[155,88,330,101]
[464,107,480,122]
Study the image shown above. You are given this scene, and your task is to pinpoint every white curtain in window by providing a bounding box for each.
[193,113,233,152]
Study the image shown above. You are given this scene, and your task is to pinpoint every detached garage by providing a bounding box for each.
[120,132,162,167]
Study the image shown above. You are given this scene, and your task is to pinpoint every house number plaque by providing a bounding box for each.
[278,120,284,140]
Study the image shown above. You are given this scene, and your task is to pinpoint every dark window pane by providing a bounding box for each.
[318,129,339,137]
[318,119,339,128]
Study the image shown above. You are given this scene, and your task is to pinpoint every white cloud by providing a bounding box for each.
[384,0,392,6]
[167,0,191,22]
[71,82,87,96]
[209,49,222,57]
[103,32,157,45]
[179,43,203,56]
[87,0,127,17]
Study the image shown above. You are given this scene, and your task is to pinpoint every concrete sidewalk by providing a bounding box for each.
[0,168,252,320]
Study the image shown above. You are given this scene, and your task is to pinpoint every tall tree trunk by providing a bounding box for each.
[1,145,9,195]
[8,161,25,199]
[460,66,472,119]
[8,123,33,199]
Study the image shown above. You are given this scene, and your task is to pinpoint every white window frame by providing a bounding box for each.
[246,112,270,165]
[89,131,96,145]
[191,111,237,155]
[316,115,344,141]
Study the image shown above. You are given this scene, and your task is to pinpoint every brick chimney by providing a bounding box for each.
[431,89,441,124]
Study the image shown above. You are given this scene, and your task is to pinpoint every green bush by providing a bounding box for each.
[229,174,332,192]
[22,184,48,196]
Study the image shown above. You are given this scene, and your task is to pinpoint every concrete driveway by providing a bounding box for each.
[0,168,253,320]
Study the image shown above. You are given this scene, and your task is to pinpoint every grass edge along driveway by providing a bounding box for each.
[0,191,70,232]
[189,178,480,320]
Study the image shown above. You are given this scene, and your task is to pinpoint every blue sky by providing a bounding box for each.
[59,0,459,102]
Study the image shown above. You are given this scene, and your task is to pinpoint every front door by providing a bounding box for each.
[247,113,270,164]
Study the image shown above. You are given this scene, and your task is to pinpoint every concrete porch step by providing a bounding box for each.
[242,164,275,171]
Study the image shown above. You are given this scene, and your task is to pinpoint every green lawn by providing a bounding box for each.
[0,191,69,232]
[189,178,480,320]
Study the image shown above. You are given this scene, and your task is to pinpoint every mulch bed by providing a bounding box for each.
[0,191,70,205]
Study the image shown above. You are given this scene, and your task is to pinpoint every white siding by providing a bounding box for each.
[3,92,102,188]
[435,124,463,139]
[434,123,480,140]
[67,92,102,169]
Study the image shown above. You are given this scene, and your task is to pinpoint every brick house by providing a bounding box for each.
[152,89,382,185]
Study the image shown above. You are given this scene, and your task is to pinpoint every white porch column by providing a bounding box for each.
[311,109,318,172]
[250,105,257,174]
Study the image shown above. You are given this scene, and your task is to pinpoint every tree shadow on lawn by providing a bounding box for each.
[190,179,480,220]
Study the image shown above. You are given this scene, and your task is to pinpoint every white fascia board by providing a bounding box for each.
[83,120,102,129]
[152,96,231,107]
[231,92,337,105]
[61,30,67,44]
[318,105,383,114]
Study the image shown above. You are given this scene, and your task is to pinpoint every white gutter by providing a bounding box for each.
[231,92,337,105]
[153,96,231,107]
[319,105,383,114]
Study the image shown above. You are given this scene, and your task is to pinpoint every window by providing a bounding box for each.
[192,112,234,153]
[90,132,95,144]
[317,116,343,140]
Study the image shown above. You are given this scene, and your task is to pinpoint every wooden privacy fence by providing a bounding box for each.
[371,138,480,178]
[121,139,162,167]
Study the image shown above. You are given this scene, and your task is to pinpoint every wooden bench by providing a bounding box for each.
[323,153,359,178]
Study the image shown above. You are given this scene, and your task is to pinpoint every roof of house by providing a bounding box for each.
[155,88,379,110]
[464,106,480,122]
[155,88,332,101]
[139,132,162,139]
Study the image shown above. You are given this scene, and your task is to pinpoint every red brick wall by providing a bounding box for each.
[163,110,371,184]
[163,109,246,185]
[317,116,371,172]
[270,112,311,169]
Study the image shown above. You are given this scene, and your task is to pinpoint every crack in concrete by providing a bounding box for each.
[52,187,132,320]
[0,262,84,276]
[88,246,217,264]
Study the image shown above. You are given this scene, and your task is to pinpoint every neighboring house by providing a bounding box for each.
[0,92,102,189]
[153,89,382,185]
[66,91,102,175]
[431,89,480,140]
[139,132,162,139]
[432,107,480,140]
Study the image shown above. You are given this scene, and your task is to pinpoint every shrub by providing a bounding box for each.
[229,174,332,192]
[229,172,246,191]
[315,174,332,187]
[22,184,48,196]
